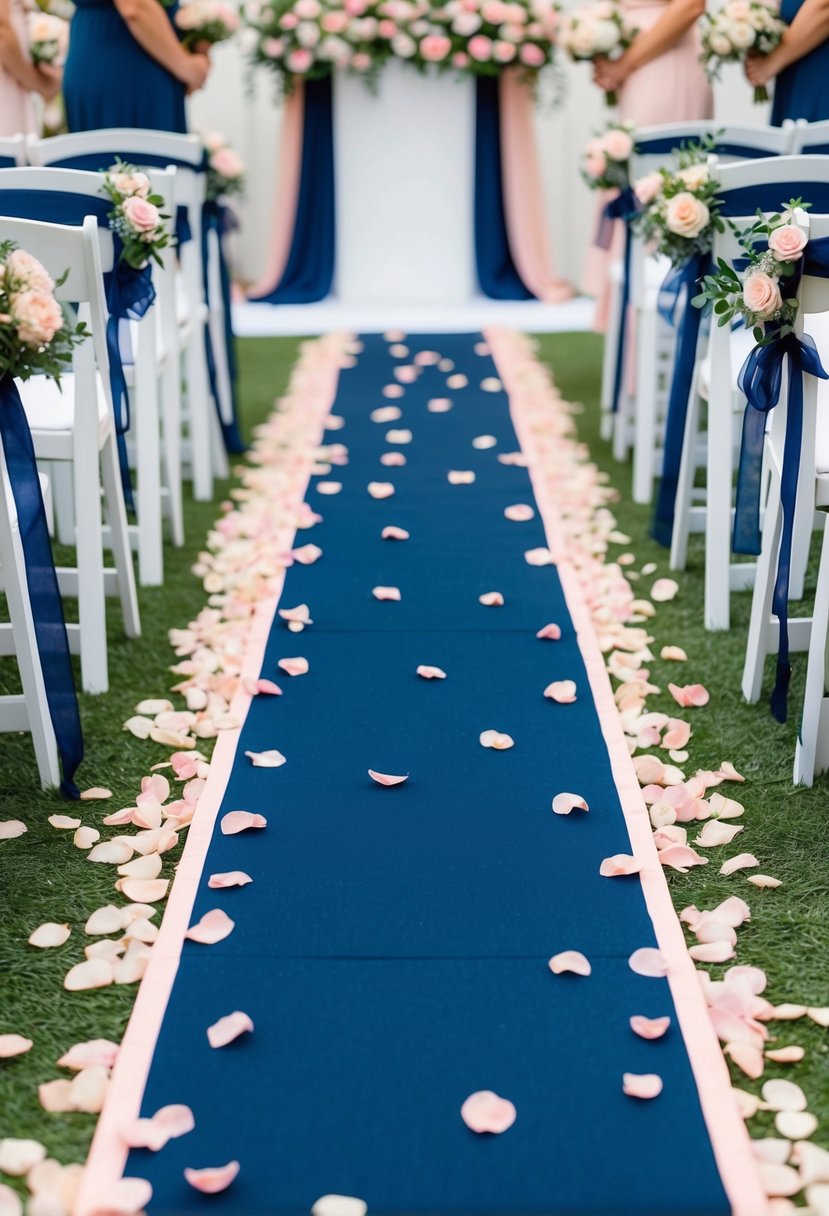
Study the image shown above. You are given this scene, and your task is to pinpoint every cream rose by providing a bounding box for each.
[664,191,710,239]
[767,222,808,262]
[727,18,756,48]
[634,171,663,206]
[6,249,54,295]
[122,195,160,235]
[110,170,151,198]
[601,128,633,161]
[743,269,783,317]
[708,30,733,55]
[12,290,64,348]
[677,163,708,191]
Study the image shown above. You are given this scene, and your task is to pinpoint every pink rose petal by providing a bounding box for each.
[689,940,736,963]
[552,792,588,815]
[623,1073,663,1099]
[185,909,235,945]
[311,1196,367,1216]
[316,481,342,495]
[245,749,286,768]
[762,1078,807,1112]
[668,683,710,708]
[381,526,409,540]
[381,451,406,467]
[748,874,782,888]
[694,821,744,848]
[651,578,679,602]
[368,770,409,786]
[548,950,591,976]
[88,1177,152,1215]
[504,504,535,522]
[383,383,405,397]
[208,871,253,889]
[256,679,283,696]
[278,657,309,676]
[479,591,504,606]
[115,877,169,903]
[385,428,412,444]
[57,1039,119,1070]
[28,922,71,949]
[39,1078,74,1112]
[0,820,27,840]
[524,547,554,566]
[80,787,113,801]
[630,1015,671,1040]
[448,470,475,484]
[0,1035,32,1059]
[417,665,446,680]
[184,1161,240,1194]
[427,398,452,412]
[368,482,395,499]
[658,844,708,872]
[720,853,760,876]
[48,814,81,830]
[279,603,313,626]
[64,958,114,992]
[372,586,401,601]
[221,811,267,835]
[460,1090,516,1134]
[207,1011,254,1049]
[718,761,746,783]
[544,680,577,703]
[600,854,641,877]
[292,544,323,565]
[536,623,562,640]
[629,947,668,977]
[371,405,402,423]
[479,730,514,750]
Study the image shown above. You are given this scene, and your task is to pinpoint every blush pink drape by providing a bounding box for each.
[247,81,305,300]
[499,70,573,303]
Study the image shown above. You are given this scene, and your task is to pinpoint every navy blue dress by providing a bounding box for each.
[64,0,187,133]
[771,0,829,124]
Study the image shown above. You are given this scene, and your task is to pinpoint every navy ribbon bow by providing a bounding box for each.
[0,374,83,797]
[201,200,245,454]
[597,186,638,416]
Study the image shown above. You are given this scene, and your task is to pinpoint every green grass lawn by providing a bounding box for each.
[0,332,827,1177]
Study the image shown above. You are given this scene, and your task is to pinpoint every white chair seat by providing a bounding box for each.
[698,326,756,399]
[19,372,110,437]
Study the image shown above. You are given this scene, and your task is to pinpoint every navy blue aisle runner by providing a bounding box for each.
[123,334,732,1215]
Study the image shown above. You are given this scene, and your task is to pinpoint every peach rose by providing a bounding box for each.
[493,38,517,60]
[601,128,633,162]
[420,33,452,59]
[122,195,160,235]
[109,170,151,198]
[664,191,710,239]
[286,46,313,70]
[677,163,708,192]
[6,249,54,295]
[294,0,320,15]
[584,141,607,179]
[468,32,493,58]
[452,10,482,32]
[263,35,285,55]
[322,9,349,30]
[767,222,808,262]
[452,49,469,65]
[634,171,663,205]
[12,290,64,348]
[743,269,783,318]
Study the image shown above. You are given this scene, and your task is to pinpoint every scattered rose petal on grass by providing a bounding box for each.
[658,845,709,873]
[185,909,235,945]
[748,874,782,889]
[0,1184,21,1216]
[600,854,641,877]
[763,1079,807,1112]
[382,526,409,541]
[88,1177,153,1215]
[448,470,475,484]
[630,1015,671,1040]
[623,1074,663,1099]
[472,434,497,448]
[720,853,760,876]
[629,948,668,977]
[694,821,744,848]
[208,871,253,889]
[417,666,446,680]
[460,1091,516,1134]
[776,1110,818,1138]
[552,793,588,815]
[544,680,577,704]
[0,1140,46,1176]
[791,1141,829,1187]
[757,1163,801,1198]
[184,1161,240,1194]
[368,770,409,787]
[479,730,514,750]
[207,1012,254,1049]
[64,958,114,992]
[115,878,169,903]
[87,840,134,864]
[718,761,746,783]
[536,623,562,640]
[370,406,402,423]
[372,586,401,601]
[70,1064,109,1113]
[651,579,679,602]
[689,940,736,963]
[221,811,267,835]
[245,749,286,768]
[368,482,395,499]
[28,923,71,949]
[58,1040,119,1070]
[316,481,342,495]
[0,1035,32,1059]
[479,592,504,606]
[525,547,555,566]
[809,1007,829,1027]
[80,787,112,801]
[668,683,710,708]
[548,950,591,976]
[0,821,26,840]
[48,814,81,830]
[278,657,309,677]
[427,398,452,413]
[660,645,687,662]
[73,826,100,850]
[766,1046,805,1064]
[752,1139,792,1165]
[311,1197,367,1216]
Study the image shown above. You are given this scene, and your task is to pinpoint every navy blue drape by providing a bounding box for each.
[474,77,533,301]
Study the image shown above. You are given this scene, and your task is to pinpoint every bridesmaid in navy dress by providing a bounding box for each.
[63,0,210,133]
[744,0,829,122]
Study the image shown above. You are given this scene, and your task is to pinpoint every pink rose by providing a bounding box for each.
[493,38,517,60]
[743,269,783,318]
[344,0,368,13]
[122,195,160,235]
[768,222,808,262]
[6,249,54,294]
[452,49,469,65]
[350,50,372,69]
[287,46,313,70]
[601,128,633,162]
[263,35,285,55]
[634,170,662,205]
[584,147,606,179]
[12,289,64,348]
[519,41,545,66]
[294,0,320,15]
[210,146,244,179]
[482,0,508,20]
[377,17,397,35]
[279,11,298,28]
[322,9,349,30]
[468,32,493,58]
[109,170,151,198]
[452,10,482,33]
[503,2,526,20]
[201,130,225,152]
[420,33,452,59]
[664,191,710,239]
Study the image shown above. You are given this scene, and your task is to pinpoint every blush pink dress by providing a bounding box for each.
[0,0,36,137]
[584,0,713,320]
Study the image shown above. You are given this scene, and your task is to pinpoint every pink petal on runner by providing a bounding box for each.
[479,730,514,750]
[185,909,235,946]
[207,1012,254,1049]
[245,749,286,768]
[629,947,668,977]
[448,470,475,484]
[372,586,401,601]
[548,950,591,976]
[368,482,395,499]
[552,792,588,815]
[623,1073,663,1100]
[525,547,555,566]
[472,434,497,449]
[184,1161,240,1194]
[544,680,577,704]
[600,854,641,877]
[416,666,446,680]
[221,811,267,835]
[630,1015,671,1040]
[427,398,452,412]
[536,623,562,640]
[479,592,504,606]
[279,604,313,626]
[382,384,405,399]
[256,679,283,696]
[381,526,409,541]
[385,428,412,444]
[668,683,710,708]
[447,373,468,389]
[316,481,342,495]
[720,853,760,876]
[504,504,535,522]
[278,657,309,676]
[292,545,323,565]
[381,451,407,467]
[370,405,402,423]
[460,1091,516,1134]
[208,871,253,889]
[368,770,409,786]
[0,1035,32,1058]
[88,1177,153,1215]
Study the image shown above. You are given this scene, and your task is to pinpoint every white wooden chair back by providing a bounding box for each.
[632,121,796,179]
[0,135,26,167]
[789,119,829,155]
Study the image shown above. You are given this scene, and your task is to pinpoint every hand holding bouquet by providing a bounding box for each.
[27,11,69,66]
[175,0,241,47]
[0,243,87,383]
[700,0,786,102]
[559,0,635,104]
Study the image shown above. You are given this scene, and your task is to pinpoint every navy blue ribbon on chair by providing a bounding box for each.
[0,374,83,796]
[597,185,637,414]
[732,238,829,721]
[651,251,711,546]
[202,200,244,454]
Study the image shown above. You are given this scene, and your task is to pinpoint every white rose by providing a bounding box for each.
[677,163,709,191]
[567,17,600,55]
[708,30,733,54]
[391,31,417,54]
[727,18,756,47]
[296,20,321,45]
[452,10,482,32]
[593,17,620,51]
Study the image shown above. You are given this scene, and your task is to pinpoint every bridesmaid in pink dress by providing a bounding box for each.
[0,0,61,137]
[584,0,713,316]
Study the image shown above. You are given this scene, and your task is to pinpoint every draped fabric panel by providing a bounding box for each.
[246,84,306,301]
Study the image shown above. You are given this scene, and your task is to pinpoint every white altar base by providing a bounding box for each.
[333,61,477,307]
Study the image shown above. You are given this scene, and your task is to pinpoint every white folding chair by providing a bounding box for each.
[672,155,829,630]
[27,129,229,500]
[0,460,61,788]
[791,119,829,156]
[0,215,140,694]
[0,135,25,167]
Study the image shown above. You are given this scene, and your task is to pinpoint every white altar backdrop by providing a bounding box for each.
[191,42,766,295]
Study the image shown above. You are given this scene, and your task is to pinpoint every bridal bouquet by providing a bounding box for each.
[559,0,635,104]
[247,0,389,86]
[581,121,633,191]
[175,0,241,47]
[0,243,87,382]
[700,0,786,102]
[632,143,725,267]
[27,11,69,65]
[203,133,246,200]
[101,164,172,271]
[693,202,807,339]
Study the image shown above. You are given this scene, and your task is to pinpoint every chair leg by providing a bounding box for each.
[73,438,108,695]
[209,398,230,482]
[794,514,829,786]
[51,460,75,546]
[704,388,735,631]
[789,492,816,603]
[185,329,214,502]
[134,340,163,587]
[161,355,185,548]
[742,465,783,703]
[600,278,622,444]
[100,432,141,640]
[670,382,702,573]
[632,308,658,506]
